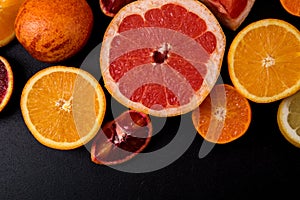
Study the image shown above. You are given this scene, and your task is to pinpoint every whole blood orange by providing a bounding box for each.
[100,0,226,117]
[0,56,13,112]
[14,0,93,63]
[192,84,251,144]
[91,110,152,165]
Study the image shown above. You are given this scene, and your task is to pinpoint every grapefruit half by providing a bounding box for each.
[100,0,226,117]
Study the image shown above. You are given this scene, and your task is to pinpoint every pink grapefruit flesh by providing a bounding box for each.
[100,0,226,117]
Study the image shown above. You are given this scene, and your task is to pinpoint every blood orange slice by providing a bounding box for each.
[0,56,13,112]
[99,0,135,17]
[100,0,226,117]
[91,110,152,165]
[199,0,256,30]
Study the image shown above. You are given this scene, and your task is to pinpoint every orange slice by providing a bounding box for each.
[0,56,13,112]
[100,0,226,117]
[20,66,106,150]
[192,84,251,144]
[280,0,300,17]
[277,90,300,148]
[0,0,24,47]
[228,19,300,103]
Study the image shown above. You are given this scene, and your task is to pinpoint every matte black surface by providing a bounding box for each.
[1,0,300,199]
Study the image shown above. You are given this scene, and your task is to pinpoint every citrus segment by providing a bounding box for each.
[228,19,300,103]
[91,110,152,165]
[277,90,300,148]
[280,0,300,17]
[199,0,256,30]
[20,66,106,150]
[192,84,251,144]
[0,56,13,112]
[99,0,135,17]
[100,0,226,117]
[0,0,24,47]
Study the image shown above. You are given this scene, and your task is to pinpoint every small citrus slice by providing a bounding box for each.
[91,110,152,165]
[228,19,300,103]
[192,84,251,144]
[0,0,24,47]
[99,0,135,17]
[100,0,226,117]
[280,0,300,17]
[277,90,300,148]
[199,0,256,30]
[20,66,106,150]
[0,56,13,112]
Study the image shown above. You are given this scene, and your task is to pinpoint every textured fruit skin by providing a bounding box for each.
[14,0,93,63]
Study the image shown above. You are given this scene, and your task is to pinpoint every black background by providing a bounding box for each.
[1,0,300,199]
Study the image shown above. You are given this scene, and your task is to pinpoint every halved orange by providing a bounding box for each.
[100,0,226,117]
[20,66,106,150]
[228,19,300,103]
[280,0,300,17]
[0,0,24,47]
[0,56,13,112]
[192,84,251,144]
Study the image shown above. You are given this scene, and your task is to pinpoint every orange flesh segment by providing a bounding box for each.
[26,71,100,143]
[193,84,251,144]
[232,24,300,98]
[280,0,300,16]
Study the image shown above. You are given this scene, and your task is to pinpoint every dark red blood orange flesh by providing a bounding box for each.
[99,0,136,17]
[100,0,226,117]
[91,110,152,165]
[0,60,8,103]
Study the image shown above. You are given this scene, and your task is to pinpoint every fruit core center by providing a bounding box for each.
[152,43,171,64]
[214,107,226,121]
[262,55,275,68]
[55,98,73,112]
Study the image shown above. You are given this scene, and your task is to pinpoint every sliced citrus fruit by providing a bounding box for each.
[99,0,135,17]
[199,0,256,30]
[100,0,226,117]
[0,56,13,112]
[192,84,251,144]
[280,0,300,17]
[91,109,152,165]
[277,90,300,148]
[228,19,300,103]
[20,66,106,150]
[0,0,24,47]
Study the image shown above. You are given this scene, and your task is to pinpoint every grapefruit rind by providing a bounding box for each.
[20,66,106,150]
[228,19,300,103]
[100,0,226,117]
[277,91,300,148]
[0,56,13,112]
